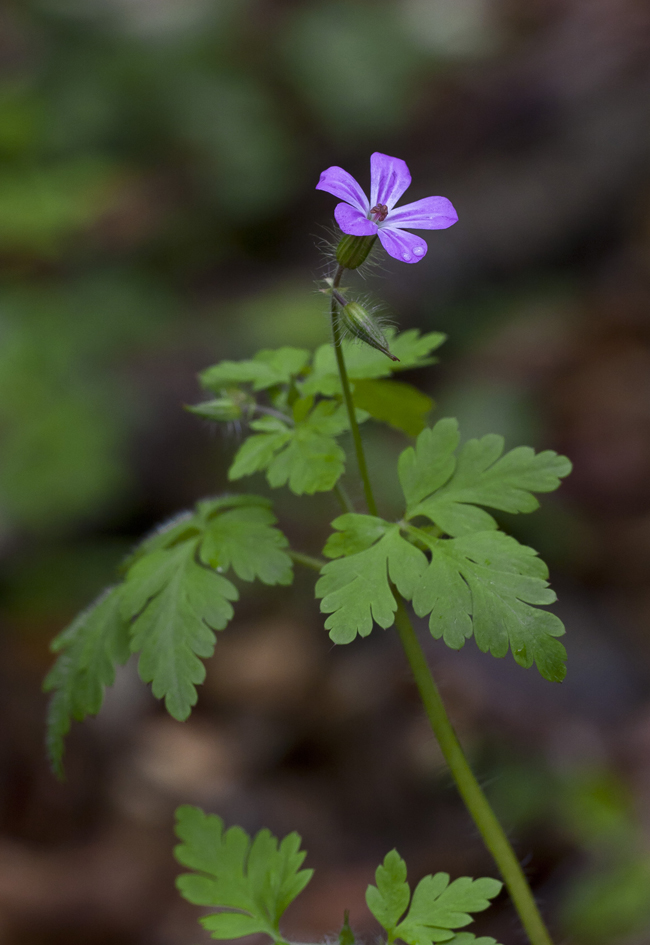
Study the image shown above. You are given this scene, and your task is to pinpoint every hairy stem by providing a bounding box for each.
[329,268,554,945]
[330,265,378,516]
[393,600,554,945]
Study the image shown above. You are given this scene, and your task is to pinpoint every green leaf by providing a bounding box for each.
[398,419,459,508]
[447,936,500,945]
[122,541,238,720]
[43,586,130,778]
[396,875,502,942]
[303,329,446,396]
[366,850,410,934]
[411,530,567,681]
[366,850,502,945]
[316,517,427,643]
[174,805,313,941]
[352,378,433,436]
[401,419,572,537]
[229,401,356,494]
[200,346,310,393]
[200,504,293,585]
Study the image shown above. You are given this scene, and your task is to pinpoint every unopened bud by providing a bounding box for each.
[341,302,398,361]
[336,234,377,270]
[186,389,251,421]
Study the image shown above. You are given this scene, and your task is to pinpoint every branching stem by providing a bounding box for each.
[329,264,555,945]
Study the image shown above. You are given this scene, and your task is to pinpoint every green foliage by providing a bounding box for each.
[410,530,567,681]
[175,812,500,945]
[401,419,572,536]
[302,329,445,397]
[43,586,130,779]
[366,850,502,945]
[174,805,313,940]
[318,516,426,643]
[316,419,571,681]
[122,540,238,720]
[197,330,444,494]
[352,379,433,436]
[44,495,293,774]
[228,401,357,495]
[201,347,311,393]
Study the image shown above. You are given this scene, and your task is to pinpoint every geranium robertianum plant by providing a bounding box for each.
[43,153,571,945]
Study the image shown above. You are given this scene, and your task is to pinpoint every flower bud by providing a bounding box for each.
[336,234,377,270]
[340,302,398,361]
[186,389,251,421]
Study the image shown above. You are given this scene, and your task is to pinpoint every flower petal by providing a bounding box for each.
[378,227,428,264]
[335,203,377,236]
[316,166,369,213]
[387,195,458,230]
[370,153,411,210]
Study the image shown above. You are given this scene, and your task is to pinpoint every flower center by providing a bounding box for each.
[370,203,388,223]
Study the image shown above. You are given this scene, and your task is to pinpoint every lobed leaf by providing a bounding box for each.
[200,347,310,393]
[43,586,130,778]
[174,805,313,941]
[317,517,427,643]
[366,850,502,945]
[122,540,238,720]
[200,505,293,585]
[229,401,356,494]
[411,530,567,682]
[401,419,572,537]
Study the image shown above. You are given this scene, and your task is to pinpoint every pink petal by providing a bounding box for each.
[370,153,411,210]
[388,195,458,230]
[335,203,377,236]
[378,227,428,264]
[316,166,369,213]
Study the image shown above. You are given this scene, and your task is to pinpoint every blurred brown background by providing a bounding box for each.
[2,0,650,943]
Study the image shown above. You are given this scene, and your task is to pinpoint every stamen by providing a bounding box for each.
[370,203,388,223]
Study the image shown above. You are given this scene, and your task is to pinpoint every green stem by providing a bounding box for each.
[330,265,378,517]
[393,599,554,945]
[329,268,554,945]
[289,550,326,571]
[334,481,354,513]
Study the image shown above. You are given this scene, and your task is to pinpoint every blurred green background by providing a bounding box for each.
[3,1,650,943]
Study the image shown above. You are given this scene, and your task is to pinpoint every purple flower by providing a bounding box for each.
[316,152,457,264]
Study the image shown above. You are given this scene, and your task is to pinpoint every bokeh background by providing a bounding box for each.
[2,0,650,942]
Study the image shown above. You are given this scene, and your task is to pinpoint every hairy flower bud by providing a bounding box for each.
[335,234,377,270]
[186,389,251,421]
[340,302,398,361]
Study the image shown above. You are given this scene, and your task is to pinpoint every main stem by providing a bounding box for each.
[329,268,554,945]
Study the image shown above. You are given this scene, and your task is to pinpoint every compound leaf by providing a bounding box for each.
[352,378,433,436]
[200,347,310,393]
[317,517,427,643]
[43,586,130,778]
[402,420,572,536]
[200,505,293,585]
[122,540,238,720]
[229,401,355,494]
[174,805,313,940]
[366,850,502,945]
[411,530,567,681]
